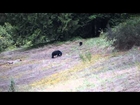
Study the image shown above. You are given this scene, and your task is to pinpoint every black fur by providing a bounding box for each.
[52,50,62,58]
[79,42,83,46]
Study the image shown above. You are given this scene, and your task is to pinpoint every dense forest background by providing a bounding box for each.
[0,13,139,52]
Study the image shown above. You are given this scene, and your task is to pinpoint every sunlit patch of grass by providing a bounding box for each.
[29,54,103,89]
[70,36,83,41]
[71,46,80,54]
[135,62,140,81]
[55,41,65,46]
[135,62,140,70]
[79,51,92,62]
[79,53,86,62]
[85,51,92,62]
[85,37,112,49]
[75,68,131,91]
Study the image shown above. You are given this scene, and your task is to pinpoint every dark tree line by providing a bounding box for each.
[0,13,135,51]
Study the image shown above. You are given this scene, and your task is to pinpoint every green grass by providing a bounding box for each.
[70,36,83,41]
[85,51,92,62]
[55,41,65,46]
[79,53,86,62]
[79,51,92,62]
[85,37,113,49]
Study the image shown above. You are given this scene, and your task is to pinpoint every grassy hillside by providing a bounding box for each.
[1,35,140,92]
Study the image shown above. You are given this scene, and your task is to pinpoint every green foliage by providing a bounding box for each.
[0,22,15,51]
[88,15,97,20]
[8,79,15,92]
[85,37,112,49]
[79,51,92,62]
[85,51,92,62]
[107,13,130,26]
[0,13,135,52]
[106,16,140,50]
[79,53,86,62]
[70,36,83,41]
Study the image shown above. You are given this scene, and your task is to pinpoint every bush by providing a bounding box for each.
[0,22,15,52]
[79,53,86,62]
[79,51,92,62]
[106,16,140,50]
[85,51,92,62]
[8,79,15,92]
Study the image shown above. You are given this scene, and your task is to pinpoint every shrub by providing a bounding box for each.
[0,22,15,52]
[85,51,92,62]
[79,51,92,62]
[79,53,86,62]
[105,16,140,50]
[8,79,15,92]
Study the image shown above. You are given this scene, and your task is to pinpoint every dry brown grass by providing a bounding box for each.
[1,37,140,92]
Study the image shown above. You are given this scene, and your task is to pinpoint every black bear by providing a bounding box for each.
[52,50,62,58]
[79,42,83,46]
